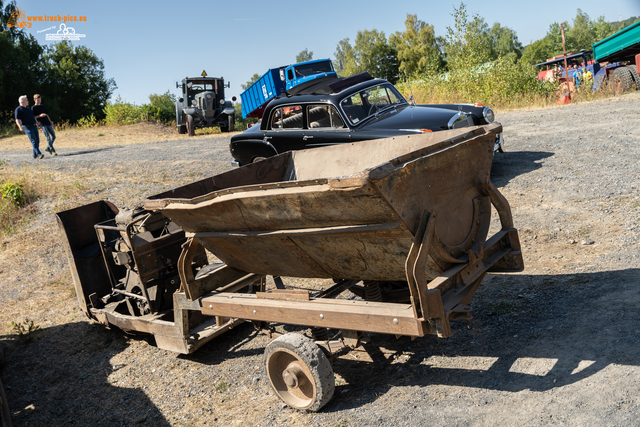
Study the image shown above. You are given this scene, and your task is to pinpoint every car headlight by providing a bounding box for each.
[482,106,495,123]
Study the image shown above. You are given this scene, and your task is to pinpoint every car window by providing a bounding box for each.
[340,84,406,125]
[270,105,303,130]
[307,105,345,129]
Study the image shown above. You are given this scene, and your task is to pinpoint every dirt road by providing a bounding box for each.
[2,93,640,426]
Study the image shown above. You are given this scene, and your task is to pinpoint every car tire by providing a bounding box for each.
[612,67,634,95]
[186,114,195,136]
[625,65,640,90]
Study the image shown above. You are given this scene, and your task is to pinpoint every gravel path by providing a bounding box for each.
[3,92,640,426]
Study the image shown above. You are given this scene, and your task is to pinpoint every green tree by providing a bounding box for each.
[334,29,399,83]
[241,73,260,91]
[38,41,116,122]
[0,0,43,125]
[295,48,313,63]
[390,14,444,78]
[444,3,493,70]
[489,23,523,59]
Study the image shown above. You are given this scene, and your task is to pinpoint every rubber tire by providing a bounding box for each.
[186,114,195,136]
[264,333,334,412]
[612,67,634,95]
[625,65,640,90]
[228,114,235,132]
[178,124,186,134]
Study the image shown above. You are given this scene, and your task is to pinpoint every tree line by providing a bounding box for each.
[0,0,116,129]
[334,4,638,82]
[242,3,638,90]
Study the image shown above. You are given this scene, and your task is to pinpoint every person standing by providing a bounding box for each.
[14,95,44,159]
[32,94,57,156]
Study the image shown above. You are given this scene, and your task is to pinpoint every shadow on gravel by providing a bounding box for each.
[322,268,640,412]
[491,151,554,187]
[60,147,121,157]
[5,268,637,419]
[1,322,170,427]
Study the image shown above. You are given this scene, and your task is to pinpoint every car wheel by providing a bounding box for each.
[612,67,634,95]
[186,114,195,136]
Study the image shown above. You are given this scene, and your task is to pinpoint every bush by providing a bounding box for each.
[1,181,25,207]
[233,102,259,131]
[104,92,176,126]
[103,96,145,125]
[396,54,557,110]
[77,114,100,129]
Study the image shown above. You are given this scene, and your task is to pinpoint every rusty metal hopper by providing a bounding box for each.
[145,124,520,284]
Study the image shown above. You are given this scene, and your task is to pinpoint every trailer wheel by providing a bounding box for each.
[264,333,334,412]
[625,65,640,90]
[185,114,195,137]
[612,67,634,95]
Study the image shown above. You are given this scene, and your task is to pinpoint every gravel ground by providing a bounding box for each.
[2,92,640,426]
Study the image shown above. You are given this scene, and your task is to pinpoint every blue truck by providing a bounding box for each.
[240,59,337,119]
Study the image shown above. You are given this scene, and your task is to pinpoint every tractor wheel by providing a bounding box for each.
[612,67,634,95]
[228,114,235,132]
[625,65,640,90]
[264,333,334,411]
[186,114,195,136]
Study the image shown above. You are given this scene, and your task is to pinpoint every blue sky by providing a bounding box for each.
[15,0,640,105]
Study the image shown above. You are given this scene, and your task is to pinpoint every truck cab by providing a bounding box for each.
[282,59,336,90]
[175,72,237,136]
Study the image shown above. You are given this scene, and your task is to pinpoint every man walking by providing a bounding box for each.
[32,94,56,156]
[14,95,44,159]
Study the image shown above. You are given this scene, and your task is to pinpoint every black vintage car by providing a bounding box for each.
[230,73,503,166]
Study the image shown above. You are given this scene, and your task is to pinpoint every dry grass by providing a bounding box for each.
[0,121,240,150]
[405,79,621,114]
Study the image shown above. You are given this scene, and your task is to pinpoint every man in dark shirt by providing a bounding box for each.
[14,95,44,159]
[32,94,57,156]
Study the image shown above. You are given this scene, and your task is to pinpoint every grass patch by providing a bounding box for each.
[0,161,87,236]
[9,318,41,341]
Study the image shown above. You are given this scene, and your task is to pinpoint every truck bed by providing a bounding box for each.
[593,20,640,63]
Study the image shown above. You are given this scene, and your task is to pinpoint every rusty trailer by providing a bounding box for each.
[57,123,523,411]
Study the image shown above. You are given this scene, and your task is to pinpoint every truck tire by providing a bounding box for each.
[228,114,235,132]
[178,124,187,134]
[186,114,195,137]
[625,65,640,90]
[612,67,634,95]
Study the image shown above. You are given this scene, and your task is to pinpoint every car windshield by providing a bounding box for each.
[339,84,406,124]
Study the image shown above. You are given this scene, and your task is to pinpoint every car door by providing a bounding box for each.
[302,104,351,148]
[263,104,306,154]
